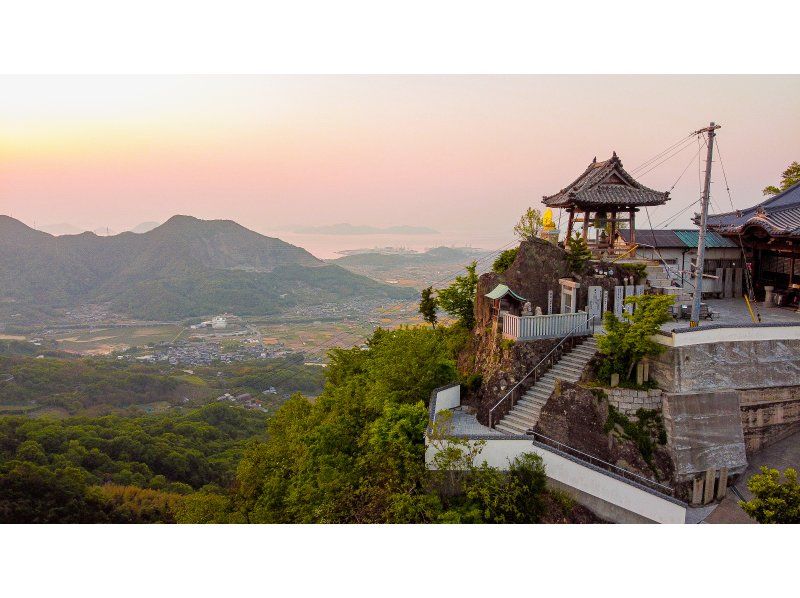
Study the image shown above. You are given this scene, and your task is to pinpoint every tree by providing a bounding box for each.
[596,294,673,383]
[437,262,478,329]
[465,453,547,523]
[227,326,462,524]
[492,247,519,274]
[566,233,592,274]
[513,207,543,241]
[740,466,800,523]
[763,161,800,196]
[419,286,438,328]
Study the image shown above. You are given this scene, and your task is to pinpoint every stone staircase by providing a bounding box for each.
[495,336,598,435]
[644,261,695,300]
[645,262,674,289]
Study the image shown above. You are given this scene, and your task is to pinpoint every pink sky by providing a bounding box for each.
[1,75,798,248]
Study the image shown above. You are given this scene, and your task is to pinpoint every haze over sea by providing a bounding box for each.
[262,228,508,259]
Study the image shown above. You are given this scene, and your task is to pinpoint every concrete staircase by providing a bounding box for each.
[495,336,598,435]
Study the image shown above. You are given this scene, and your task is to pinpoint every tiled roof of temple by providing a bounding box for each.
[704,182,800,238]
[542,153,670,208]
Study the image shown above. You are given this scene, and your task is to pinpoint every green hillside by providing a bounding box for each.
[0,215,415,321]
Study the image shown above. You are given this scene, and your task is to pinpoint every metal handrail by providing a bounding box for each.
[527,430,674,496]
[488,313,595,428]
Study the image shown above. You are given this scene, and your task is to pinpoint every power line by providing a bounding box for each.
[715,138,758,312]
[635,137,698,179]
[630,132,696,174]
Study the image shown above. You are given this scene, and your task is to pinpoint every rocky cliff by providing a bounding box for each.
[462,238,642,423]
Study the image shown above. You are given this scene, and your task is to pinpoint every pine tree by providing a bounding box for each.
[566,233,592,274]
[763,161,800,196]
[419,286,438,329]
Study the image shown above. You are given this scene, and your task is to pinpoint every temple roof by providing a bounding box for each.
[485,284,526,302]
[617,228,738,249]
[542,153,670,209]
[704,181,800,238]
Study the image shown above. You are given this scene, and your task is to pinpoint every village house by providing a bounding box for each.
[614,228,742,292]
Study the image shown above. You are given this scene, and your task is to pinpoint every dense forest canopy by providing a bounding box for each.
[0,353,324,415]
[0,404,265,523]
[1,324,575,523]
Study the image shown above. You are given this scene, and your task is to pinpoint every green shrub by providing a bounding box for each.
[492,248,519,274]
[740,466,800,524]
[462,373,483,393]
[604,406,666,465]
[596,294,673,383]
[566,234,592,274]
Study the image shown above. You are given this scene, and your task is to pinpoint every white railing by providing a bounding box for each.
[502,311,592,340]
[489,314,595,428]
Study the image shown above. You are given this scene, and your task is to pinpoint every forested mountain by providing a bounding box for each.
[0,215,414,320]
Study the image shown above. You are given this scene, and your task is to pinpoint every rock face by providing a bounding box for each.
[464,238,645,426]
[493,238,570,315]
[475,238,640,324]
[460,332,559,426]
[535,382,675,485]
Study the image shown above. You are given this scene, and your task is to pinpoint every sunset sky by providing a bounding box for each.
[1,75,798,252]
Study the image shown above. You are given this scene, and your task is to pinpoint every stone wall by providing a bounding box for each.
[650,338,800,394]
[739,385,800,454]
[606,387,663,415]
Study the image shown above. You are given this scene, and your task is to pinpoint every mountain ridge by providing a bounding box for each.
[0,215,413,321]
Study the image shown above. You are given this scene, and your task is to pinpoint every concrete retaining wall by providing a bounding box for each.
[662,390,748,482]
[425,437,686,524]
[650,337,800,394]
[739,385,800,454]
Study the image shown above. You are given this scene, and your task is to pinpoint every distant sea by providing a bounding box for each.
[267,230,512,260]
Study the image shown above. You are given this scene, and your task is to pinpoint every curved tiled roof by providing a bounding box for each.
[542,153,670,208]
[705,181,800,237]
[485,283,526,302]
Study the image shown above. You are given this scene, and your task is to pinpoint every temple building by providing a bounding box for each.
[542,152,670,255]
[705,181,800,307]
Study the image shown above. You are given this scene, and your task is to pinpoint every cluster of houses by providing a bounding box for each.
[215,391,274,411]
[190,315,230,330]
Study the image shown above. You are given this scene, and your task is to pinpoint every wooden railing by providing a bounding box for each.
[502,311,592,340]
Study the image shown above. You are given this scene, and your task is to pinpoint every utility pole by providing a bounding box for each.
[690,122,722,327]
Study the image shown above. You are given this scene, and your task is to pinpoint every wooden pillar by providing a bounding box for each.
[565,209,574,241]
[610,209,617,249]
[629,209,636,244]
[582,209,590,240]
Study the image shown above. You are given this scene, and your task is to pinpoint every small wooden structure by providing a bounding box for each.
[485,284,527,318]
[542,153,670,254]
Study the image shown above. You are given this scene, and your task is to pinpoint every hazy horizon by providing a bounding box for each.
[3,75,798,252]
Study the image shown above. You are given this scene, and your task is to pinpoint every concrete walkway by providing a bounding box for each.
[703,428,800,524]
[662,297,800,332]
